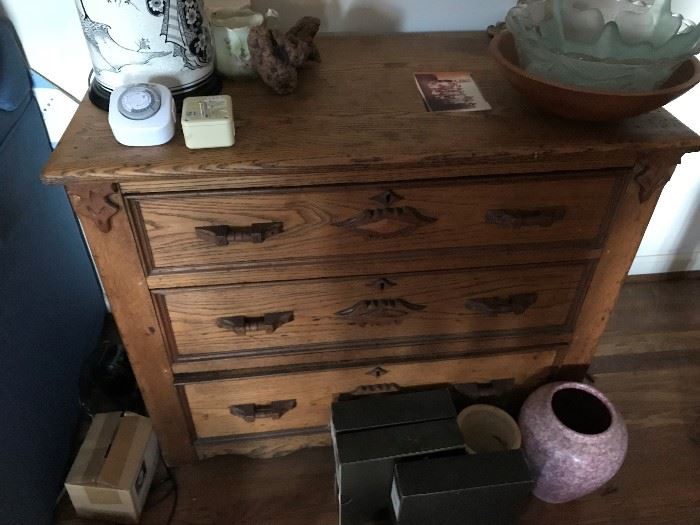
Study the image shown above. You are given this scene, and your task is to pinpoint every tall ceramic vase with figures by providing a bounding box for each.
[75,0,220,109]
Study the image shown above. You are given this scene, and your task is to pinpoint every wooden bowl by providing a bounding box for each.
[490,31,700,122]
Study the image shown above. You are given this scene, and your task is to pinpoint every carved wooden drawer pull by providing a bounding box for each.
[217,311,294,335]
[333,206,437,239]
[465,293,538,316]
[349,383,401,396]
[336,298,426,327]
[485,207,566,228]
[454,378,515,398]
[229,399,297,422]
[195,222,283,246]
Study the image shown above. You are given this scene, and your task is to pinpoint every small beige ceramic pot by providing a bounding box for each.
[210,7,278,78]
[457,404,522,454]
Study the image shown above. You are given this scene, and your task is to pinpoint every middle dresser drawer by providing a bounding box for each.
[155,262,589,360]
[130,172,621,274]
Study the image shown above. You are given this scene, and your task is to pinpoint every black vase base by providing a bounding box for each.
[88,74,223,112]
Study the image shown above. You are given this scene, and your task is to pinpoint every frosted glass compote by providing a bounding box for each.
[506,0,700,91]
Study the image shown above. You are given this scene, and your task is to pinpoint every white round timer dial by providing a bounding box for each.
[118,84,161,120]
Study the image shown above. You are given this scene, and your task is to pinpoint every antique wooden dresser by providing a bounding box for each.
[44,33,700,465]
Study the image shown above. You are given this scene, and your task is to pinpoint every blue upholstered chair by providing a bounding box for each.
[0,16,106,524]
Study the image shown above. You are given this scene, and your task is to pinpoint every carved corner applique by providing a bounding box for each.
[68,183,119,233]
[634,152,683,203]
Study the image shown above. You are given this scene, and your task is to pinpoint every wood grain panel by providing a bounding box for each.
[157,263,588,359]
[184,349,556,439]
[43,34,700,189]
[170,337,569,376]
[144,244,603,289]
[131,174,619,273]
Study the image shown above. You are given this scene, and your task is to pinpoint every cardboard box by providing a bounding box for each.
[391,450,534,525]
[65,412,159,524]
[332,390,465,525]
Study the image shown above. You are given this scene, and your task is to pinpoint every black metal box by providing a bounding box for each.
[332,390,464,525]
[391,450,533,525]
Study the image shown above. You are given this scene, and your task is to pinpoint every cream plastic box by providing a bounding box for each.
[181,95,235,149]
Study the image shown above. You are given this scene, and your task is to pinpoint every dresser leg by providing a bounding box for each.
[66,183,197,465]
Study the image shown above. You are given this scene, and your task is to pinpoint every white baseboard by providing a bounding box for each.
[629,252,700,275]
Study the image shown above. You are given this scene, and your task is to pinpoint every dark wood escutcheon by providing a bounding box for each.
[217,311,294,335]
[485,207,566,228]
[465,293,538,316]
[336,298,426,327]
[367,278,397,291]
[333,206,437,239]
[229,399,297,423]
[196,222,283,246]
[366,366,389,378]
[370,190,404,206]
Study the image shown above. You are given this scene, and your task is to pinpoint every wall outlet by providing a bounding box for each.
[31,70,79,148]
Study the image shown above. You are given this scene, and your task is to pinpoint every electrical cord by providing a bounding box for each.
[166,467,179,525]
[144,476,174,510]
[145,451,179,524]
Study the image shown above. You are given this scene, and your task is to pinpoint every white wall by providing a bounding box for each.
[630,86,700,274]
[249,0,513,33]
[2,0,698,274]
[629,0,700,274]
[2,0,92,100]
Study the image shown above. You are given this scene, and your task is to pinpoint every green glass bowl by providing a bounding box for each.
[513,32,686,91]
[507,0,700,91]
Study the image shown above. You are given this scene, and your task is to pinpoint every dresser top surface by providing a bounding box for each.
[44,32,700,186]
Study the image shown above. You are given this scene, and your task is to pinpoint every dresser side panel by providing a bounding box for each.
[563,157,680,370]
[65,183,196,465]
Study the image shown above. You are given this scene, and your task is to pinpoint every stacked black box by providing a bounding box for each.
[391,450,534,525]
[331,389,465,525]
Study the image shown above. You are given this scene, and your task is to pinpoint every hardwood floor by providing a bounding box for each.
[54,278,700,525]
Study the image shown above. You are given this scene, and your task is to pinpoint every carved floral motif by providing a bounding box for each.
[333,206,437,239]
[335,298,426,327]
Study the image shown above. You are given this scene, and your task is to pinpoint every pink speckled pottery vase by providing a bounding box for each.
[519,382,628,504]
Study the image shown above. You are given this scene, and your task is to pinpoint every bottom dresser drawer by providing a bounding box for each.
[183,348,558,440]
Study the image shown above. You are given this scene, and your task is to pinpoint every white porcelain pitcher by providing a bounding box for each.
[210,6,279,78]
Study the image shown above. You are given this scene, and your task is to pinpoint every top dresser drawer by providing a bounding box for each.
[129,172,622,273]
